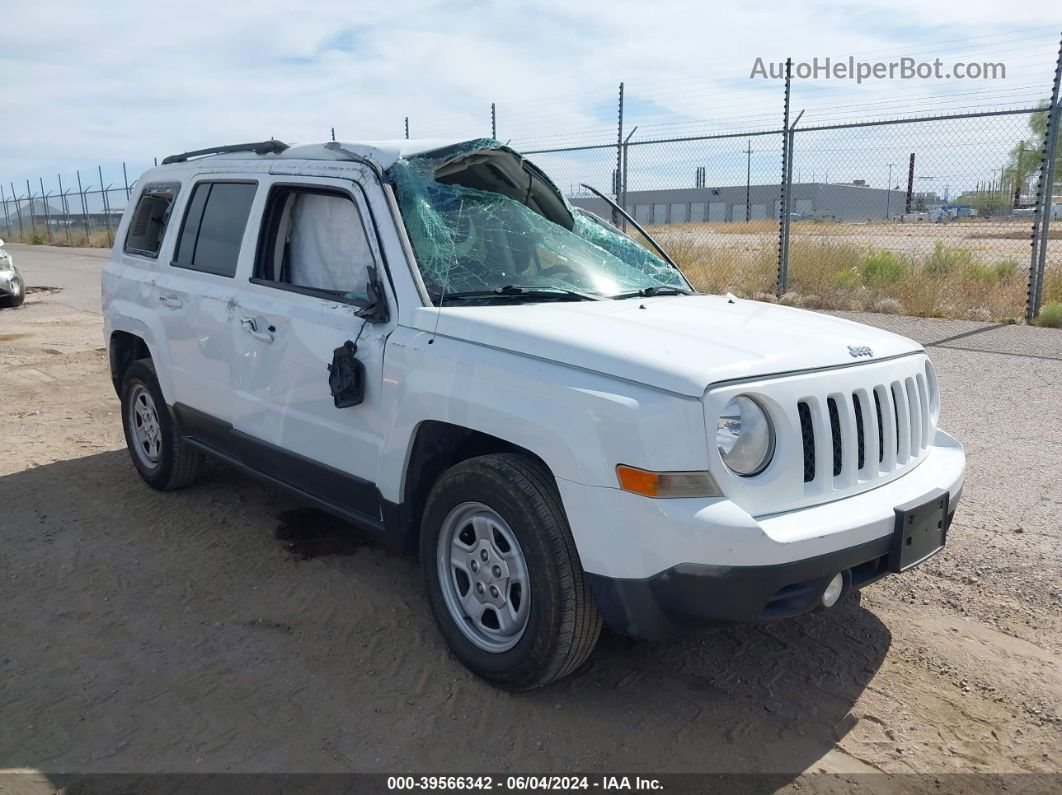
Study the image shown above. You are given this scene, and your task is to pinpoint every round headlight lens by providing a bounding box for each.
[925,360,940,421]
[716,395,775,476]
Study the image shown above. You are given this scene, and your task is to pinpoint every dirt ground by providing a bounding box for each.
[1,244,1060,786]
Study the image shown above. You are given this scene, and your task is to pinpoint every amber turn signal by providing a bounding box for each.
[615,465,721,498]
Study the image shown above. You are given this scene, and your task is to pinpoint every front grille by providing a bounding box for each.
[798,401,815,483]
[853,392,866,470]
[797,369,933,488]
[827,397,843,477]
[705,353,937,517]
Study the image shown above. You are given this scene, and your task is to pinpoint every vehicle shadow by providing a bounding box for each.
[0,450,890,781]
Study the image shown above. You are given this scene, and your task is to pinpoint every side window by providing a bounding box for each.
[173,181,257,277]
[254,187,373,302]
[124,183,179,258]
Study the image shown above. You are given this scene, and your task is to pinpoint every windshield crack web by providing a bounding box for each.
[386,139,683,303]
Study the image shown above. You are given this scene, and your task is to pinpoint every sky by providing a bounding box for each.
[0,1,1059,203]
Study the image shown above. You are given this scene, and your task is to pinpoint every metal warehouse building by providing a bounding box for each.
[571,182,909,224]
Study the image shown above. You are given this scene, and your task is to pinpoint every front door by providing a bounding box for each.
[229,175,393,523]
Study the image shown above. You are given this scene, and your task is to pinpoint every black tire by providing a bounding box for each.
[120,359,204,490]
[420,453,602,690]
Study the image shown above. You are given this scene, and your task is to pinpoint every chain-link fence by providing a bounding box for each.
[534,99,1060,324]
[3,43,1060,323]
[0,168,134,248]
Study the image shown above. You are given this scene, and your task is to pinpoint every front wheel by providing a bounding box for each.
[420,453,602,690]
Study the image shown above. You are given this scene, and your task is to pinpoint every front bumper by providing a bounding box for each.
[556,429,965,640]
[0,269,20,296]
[589,495,957,640]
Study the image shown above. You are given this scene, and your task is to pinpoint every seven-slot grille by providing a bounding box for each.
[797,370,933,489]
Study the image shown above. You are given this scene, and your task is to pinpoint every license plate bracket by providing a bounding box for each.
[890,489,949,573]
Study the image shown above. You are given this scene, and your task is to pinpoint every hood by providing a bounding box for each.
[412,295,923,397]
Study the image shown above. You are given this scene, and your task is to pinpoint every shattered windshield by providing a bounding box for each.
[387,140,688,304]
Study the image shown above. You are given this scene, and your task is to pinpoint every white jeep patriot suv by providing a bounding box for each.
[103,138,965,689]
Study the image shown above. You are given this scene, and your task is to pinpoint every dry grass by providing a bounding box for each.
[1038,302,1062,328]
[647,225,1060,324]
[4,225,114,248]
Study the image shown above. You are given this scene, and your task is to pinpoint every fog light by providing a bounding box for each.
[821,573,845,608]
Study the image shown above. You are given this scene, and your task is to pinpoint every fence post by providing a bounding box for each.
[614,82,624,229]
[1027,34,1062,322]
[58,174,71,245]
[40,177,52,243]
[0,184,8,239]
[404,117,409,139]
[11,182,24,241]
[622,126,637,233]
[26,180,37,234]
[776,58,792,297]
[99,166,114,245]
[122,162,131,200]
[76,170,90,242]
[491,103,497,139]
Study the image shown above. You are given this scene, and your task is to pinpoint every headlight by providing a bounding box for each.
[924,360,940,422]
[716,395,774,476]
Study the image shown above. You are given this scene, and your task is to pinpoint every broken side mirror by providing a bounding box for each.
[327,340,366,408]
[356,265,390,324]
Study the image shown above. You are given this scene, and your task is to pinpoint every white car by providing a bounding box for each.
[102,138,965,689]
[0,240,26,308]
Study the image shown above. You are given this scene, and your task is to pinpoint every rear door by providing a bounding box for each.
[228,174,393,522]
[155,178,258,422]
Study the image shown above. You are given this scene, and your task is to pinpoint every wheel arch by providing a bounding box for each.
[109,330,154,396]
[390,420,555,555]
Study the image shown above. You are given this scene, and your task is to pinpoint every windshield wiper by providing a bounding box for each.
[610,286,693,300]
[438,285,604,306]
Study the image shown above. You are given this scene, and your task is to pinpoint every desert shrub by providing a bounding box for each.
[991,259,1019,283]
[1037,301,1062,328]
[859,249,906,286]
[833,268,861,291]
[925,240,977,276]
[1041,264,1062,303]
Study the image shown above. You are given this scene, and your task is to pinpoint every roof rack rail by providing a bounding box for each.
[161,139,289,165]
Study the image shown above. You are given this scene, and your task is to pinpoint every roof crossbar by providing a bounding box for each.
[161,139,289,165]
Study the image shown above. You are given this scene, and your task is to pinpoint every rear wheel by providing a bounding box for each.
[420,453,602,689]
[120,359,204,490]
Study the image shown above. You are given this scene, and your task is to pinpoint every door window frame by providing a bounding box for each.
[250,180,382,309]
[170,179,259,278]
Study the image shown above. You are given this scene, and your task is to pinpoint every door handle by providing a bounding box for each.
[159,295,183,309]
[240,317,274,343]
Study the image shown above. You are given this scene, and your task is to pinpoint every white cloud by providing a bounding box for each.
[0,0,1058,193]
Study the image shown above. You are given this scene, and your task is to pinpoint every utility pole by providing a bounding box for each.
[404,117,409,139]
[744,140,752,222]
[491,103,496,139]
[885,163,894,220]
[331,127,336,142]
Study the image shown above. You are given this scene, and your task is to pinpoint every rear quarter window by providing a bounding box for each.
[173,181,257,277]
[124,183,180,259]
